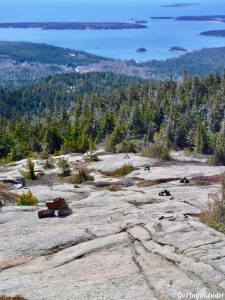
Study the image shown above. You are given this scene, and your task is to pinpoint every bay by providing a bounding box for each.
[0,0,224,61]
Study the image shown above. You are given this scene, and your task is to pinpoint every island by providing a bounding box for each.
[134,20,148,24]
[151,17,174,20]
[176,15,225,22]
[136,48,147,52]
[160,3,199,8]
[200,30,225,37]
[170,46,188,53]
[0,22,148,30]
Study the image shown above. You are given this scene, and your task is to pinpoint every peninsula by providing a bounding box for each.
[200,30,225,37]
[0,22,147,30]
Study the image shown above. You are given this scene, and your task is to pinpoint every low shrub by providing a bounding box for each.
[108,185,121,192]
[21,159,37,180]
[192,174,222,186]
[43,158,55,169]
[57,158,71,177]
[86,155,100,162]
[103,164,135,177]
[68,168,94,184]
[142,143,171,160]
[116,141,137,154]
[16,191,38,206]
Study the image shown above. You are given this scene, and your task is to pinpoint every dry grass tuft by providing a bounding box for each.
[0,182,11,191]
[103,164,136,177]
[0,191,19,206]
[199,173,225,233]
[192,174,222,186]
[0,296,27,300]
[66,168,94,184]
[137,178,179,188]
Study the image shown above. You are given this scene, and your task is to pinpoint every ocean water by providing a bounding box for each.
[0,0,224,61]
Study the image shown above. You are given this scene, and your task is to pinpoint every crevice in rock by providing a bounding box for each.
[181,200,200,209]
[41,232,97,256]
[139,236,225,293]
[211,255,225,261]
[183,240,222,253]
[127,232,159,300]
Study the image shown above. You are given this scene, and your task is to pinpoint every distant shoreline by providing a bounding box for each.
[151,15,225,22]
[160,3,199,8]
[0,22,147,30]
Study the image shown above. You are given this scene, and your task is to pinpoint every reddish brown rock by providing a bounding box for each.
[38,209,55,219]
[46,201,56,210]
[52,197,66,210]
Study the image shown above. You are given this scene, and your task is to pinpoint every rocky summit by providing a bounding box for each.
[0,152,225,300]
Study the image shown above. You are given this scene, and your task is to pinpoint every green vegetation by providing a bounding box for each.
[135,47,225,78]
[0,71,225,165]
[200,173,225,233]
[57,158,71,177]
[108,185,120,192]
[69,168,94,184]
[210,134,225,166]
[0,41,109,67]
[16,191,39,206]
[142,127,171,160]
[0,41,111,88]
[115,140,137,154]
[43,158,55,169]
[86,155,100,162]
[21,159,37,180]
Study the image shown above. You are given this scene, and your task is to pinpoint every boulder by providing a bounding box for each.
[38,209,55,219]
[46,201,56,210]
[180,177,190,184]
[58,206,73,217]
[52,197,67,210]
[144,165,150,171]
[159,189,171,196]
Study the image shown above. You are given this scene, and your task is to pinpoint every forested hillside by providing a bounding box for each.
[0,41,111,87]
[133,47,225,78]
[1,42,225,87]
[0,41,110,66]
[0,72,225,164]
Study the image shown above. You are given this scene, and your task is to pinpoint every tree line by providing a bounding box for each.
[0,71,225,164]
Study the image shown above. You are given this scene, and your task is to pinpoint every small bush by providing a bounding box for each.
[210,134,225,166]
[108,185,120,192]
[116,141,137,154]
[21,159,37,180]
[68,168,94,184]
[16,191,38,206]
[43,158,55,169]
[86,155,100,162]
[142,143,171,160]
[103,164,135,177]
[57,158,71,177]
